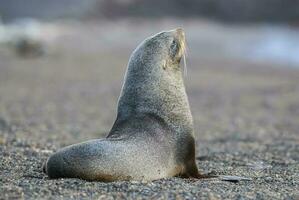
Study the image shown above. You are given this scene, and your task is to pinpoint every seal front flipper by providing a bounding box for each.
[216,175,252,182]
[195,173,252,183]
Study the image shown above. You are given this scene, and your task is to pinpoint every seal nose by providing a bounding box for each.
[176,28,184,35]
[174,28,185,41]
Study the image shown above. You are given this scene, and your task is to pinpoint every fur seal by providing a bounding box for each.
[43,28,199,181]
[43,28,250,182]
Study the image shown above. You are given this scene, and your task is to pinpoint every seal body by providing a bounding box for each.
[44,28,199,181]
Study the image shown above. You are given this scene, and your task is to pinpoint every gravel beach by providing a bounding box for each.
[0,20,298,199]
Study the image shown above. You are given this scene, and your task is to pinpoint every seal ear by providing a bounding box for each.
[170,39,179,59]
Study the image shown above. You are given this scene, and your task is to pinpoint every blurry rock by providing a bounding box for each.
[0,117,8,131]
[0,19,49,57]
[247,161,272,172]
[14,37,45,57]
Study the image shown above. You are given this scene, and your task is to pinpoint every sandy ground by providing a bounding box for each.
[0,20,299,199]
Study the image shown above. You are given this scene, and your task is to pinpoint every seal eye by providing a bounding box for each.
[170,39,179,58]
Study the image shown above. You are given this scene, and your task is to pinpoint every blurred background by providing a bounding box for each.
[0,0,299,199]
[1,2,299,199]
[0,0,298,145]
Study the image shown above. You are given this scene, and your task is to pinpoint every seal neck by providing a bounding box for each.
[111,52,194,137]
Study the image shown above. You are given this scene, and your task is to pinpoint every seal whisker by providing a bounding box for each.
[183,53,187,77]
[180,37,188,77]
